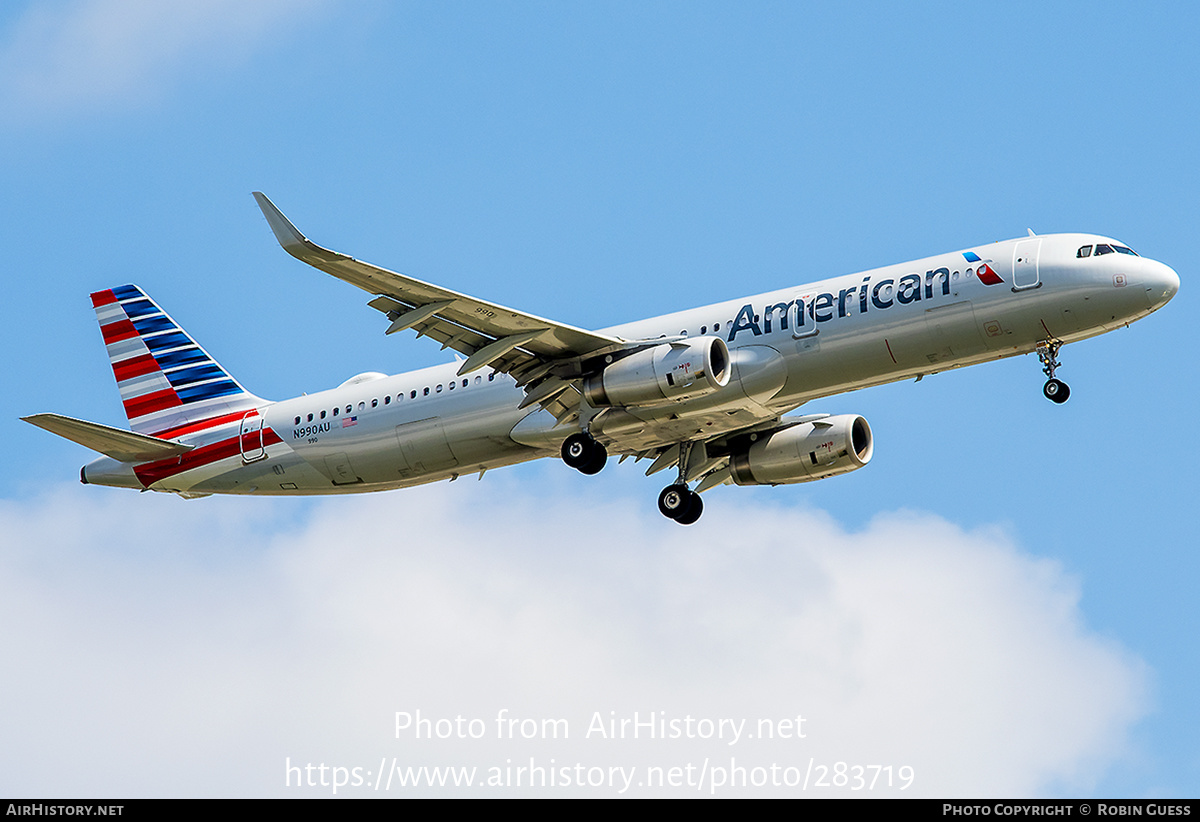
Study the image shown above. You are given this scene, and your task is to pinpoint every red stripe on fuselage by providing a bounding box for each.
[134,427,283,487]
[101,318,137,344]
[112,353,160,382]
[124,388,182,419]
[151,410,252,440]
[90,290,118,308]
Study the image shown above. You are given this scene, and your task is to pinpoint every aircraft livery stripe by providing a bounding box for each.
[124,388,183,419]
[154,347,209,369]
[175,380,242,403]
[90,289,118,308]
[151,410,253,440]
[121,299,159,318]
[112,353,161,382]
[164,363,227,387]
[134,427,284,487]
[131,314,177,335]
[100,318,138,344]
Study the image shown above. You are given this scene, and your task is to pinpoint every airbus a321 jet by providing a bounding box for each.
[23,194,1179,524]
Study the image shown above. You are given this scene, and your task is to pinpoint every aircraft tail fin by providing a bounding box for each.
[90,285,265,436]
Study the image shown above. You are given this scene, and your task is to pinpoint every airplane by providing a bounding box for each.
[23,193,1179,524]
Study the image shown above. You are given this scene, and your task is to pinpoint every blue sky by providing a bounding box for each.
[1,1,1196,797]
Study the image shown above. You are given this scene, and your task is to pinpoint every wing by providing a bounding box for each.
[253,193,632,409]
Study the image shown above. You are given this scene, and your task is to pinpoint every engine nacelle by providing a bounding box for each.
[583,337,731,407]
[730,415,873,485]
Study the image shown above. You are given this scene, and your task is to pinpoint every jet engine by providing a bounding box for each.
[583,337,731,407]
[729,415,873,485]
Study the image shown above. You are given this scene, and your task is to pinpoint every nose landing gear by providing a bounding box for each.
[1037,339,1070,404]
[1043,378,1070,403]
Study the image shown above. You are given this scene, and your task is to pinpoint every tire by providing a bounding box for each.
[561,433,594,469]
[1043,378,1070,404]
[579,445,607,475]
[674,491,703,525]
[658,484,690,519]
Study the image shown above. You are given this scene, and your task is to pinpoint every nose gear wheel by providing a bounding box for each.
[1036,339,1070,404]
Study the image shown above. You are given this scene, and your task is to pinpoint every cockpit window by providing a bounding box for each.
[1094,244,1115,256]
[1114,245,1138,255]
[1077,245,1092,258]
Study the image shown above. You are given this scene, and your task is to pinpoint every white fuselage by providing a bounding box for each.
[81,232,1179,496]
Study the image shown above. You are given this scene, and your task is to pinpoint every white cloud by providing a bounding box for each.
[0,0,325,121]
[0,480,1146,797]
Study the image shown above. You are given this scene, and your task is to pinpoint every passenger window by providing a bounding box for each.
[488,374,495,382]
[371,399,378,408]
[384,395,390,404]
[294,416,301,425]
[436,384,443,393]
[307,413,313,422]
[475,376,481,385]
[358,402,365,411]
[1077,245,1093,258]
[411,390,417,399]
[423,387,429,396]
[448,381,455,390]
[332,407,339,416]
[320,410,326,419]
[345,405,351,414]
[461,379,468,387]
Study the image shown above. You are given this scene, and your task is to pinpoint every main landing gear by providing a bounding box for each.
[561,432,607,475]
[1037,339,1070,404]
[656,440,705,525]
[658,483,703,525]
[561,432,705,525]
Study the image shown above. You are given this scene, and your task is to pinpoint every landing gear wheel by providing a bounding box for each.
[658,484,703,524]
[1043,378,1070,404]
[562,433,607,473]
[675,492,703,525]
[658,484,689,518]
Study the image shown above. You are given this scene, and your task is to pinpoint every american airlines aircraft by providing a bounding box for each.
[23,194,1179,524]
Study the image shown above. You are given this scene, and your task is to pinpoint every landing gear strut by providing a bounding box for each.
[561,432,607,475]
[1037,340,1070,404]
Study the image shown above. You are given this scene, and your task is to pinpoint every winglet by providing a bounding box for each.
[253,191,311,254]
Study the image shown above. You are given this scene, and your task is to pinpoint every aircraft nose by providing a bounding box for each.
[1143,258,1180,310]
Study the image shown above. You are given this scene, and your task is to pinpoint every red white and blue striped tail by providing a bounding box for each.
[90,285,264,437]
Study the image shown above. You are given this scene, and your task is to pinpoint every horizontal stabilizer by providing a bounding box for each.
[21,413,193,463]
